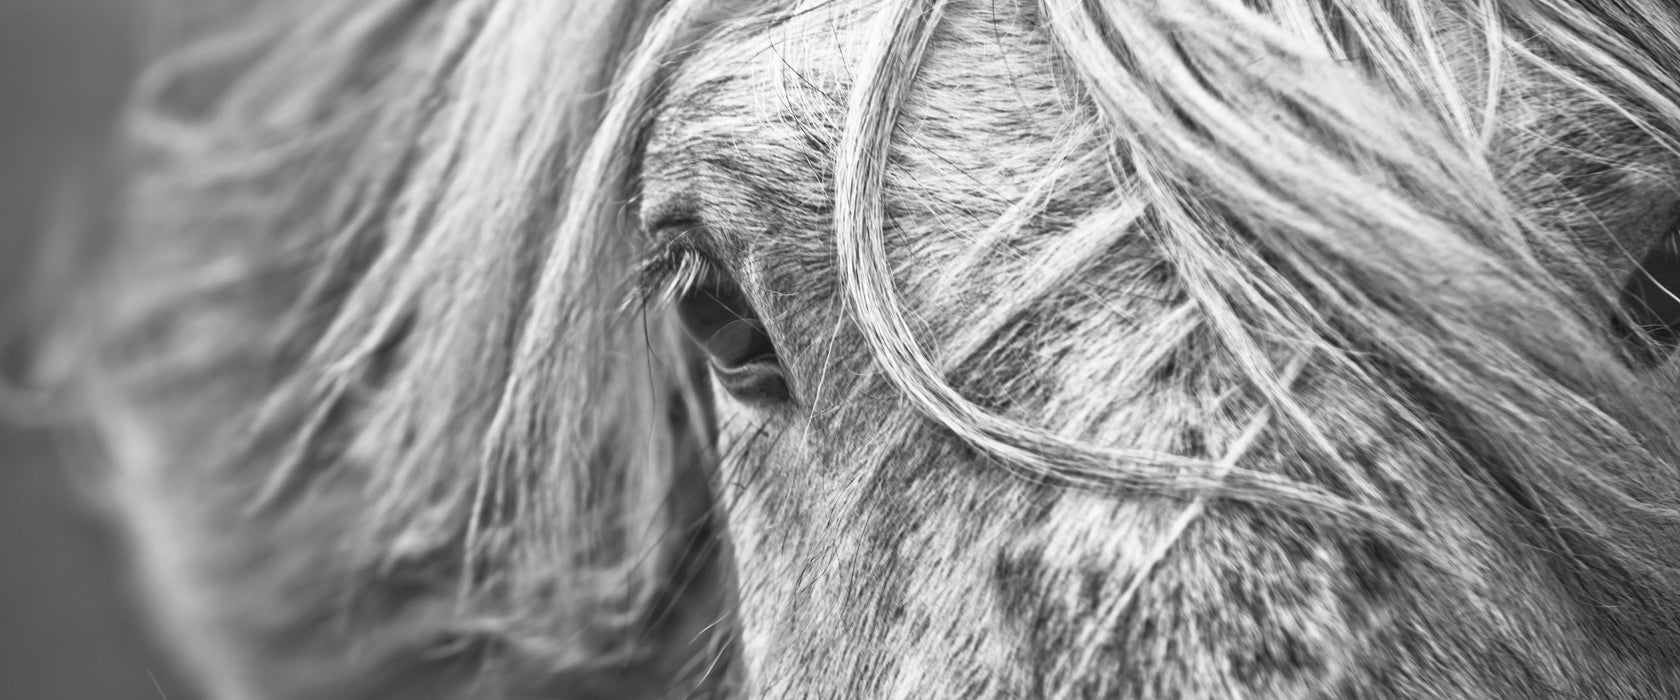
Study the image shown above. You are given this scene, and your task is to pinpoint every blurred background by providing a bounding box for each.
[0,2,234,698]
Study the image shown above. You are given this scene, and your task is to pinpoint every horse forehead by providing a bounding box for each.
[643,1,1065,223]
[645,6,863,163]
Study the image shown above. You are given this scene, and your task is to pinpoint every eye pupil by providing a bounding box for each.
[673,271,789,401]
[680,284,776,369]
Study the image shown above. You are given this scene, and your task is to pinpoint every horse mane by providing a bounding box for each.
[68,0,1680,694]
[840,0,1680,608]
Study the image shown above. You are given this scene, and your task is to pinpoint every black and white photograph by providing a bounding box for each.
[6,1,1680,698]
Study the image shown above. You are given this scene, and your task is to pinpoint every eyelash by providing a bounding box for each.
[630,244,719,312]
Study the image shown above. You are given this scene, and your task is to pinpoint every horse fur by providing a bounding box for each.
[64,0,1680,697]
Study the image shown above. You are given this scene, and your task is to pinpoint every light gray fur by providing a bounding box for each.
[60,0,1680,698]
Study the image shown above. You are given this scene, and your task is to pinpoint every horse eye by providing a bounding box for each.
[676,274,790,402]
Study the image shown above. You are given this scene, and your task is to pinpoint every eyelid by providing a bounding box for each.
[643,212,728,265]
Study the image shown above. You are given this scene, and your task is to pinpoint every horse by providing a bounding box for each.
[51,0,1680,696]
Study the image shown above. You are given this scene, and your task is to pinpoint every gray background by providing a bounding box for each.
[1,2,205,698]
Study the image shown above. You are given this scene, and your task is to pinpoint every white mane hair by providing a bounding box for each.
[48,0,1680,696]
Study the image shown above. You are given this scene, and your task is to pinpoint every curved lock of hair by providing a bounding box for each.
[837,0,1407,546]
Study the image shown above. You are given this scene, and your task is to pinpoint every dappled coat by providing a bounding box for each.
[67,0,1680,697]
